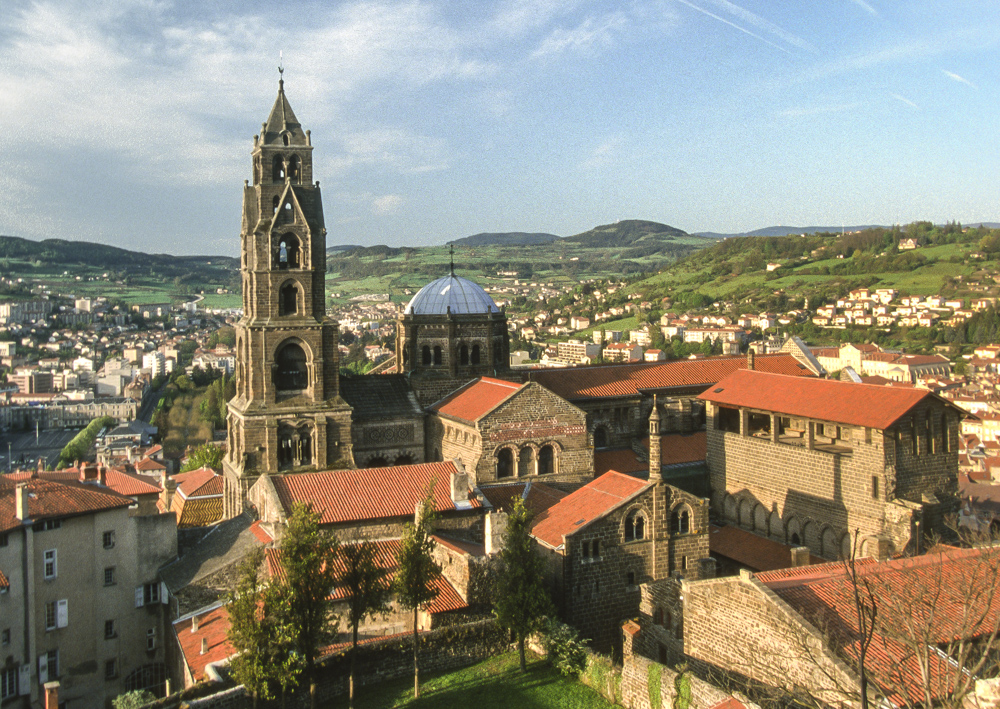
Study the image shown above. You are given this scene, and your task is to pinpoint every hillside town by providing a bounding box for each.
[4,80,1000,709]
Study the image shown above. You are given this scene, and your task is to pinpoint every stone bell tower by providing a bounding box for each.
[223,71,354,518]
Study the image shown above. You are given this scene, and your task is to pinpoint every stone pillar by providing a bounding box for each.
[649,396,662,482]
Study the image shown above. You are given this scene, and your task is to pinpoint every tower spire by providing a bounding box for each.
[278,51,284,91]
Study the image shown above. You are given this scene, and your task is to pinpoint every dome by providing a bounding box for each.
[405,274,499,316]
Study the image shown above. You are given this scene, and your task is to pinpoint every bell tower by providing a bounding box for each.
[223,71,354,518]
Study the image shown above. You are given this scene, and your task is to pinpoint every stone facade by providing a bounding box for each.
[538,481,710,654]
[430,382,593,487]
[223,78,353,519]
[703,383,960,558]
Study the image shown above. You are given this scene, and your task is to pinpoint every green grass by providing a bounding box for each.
[354,652,616,709]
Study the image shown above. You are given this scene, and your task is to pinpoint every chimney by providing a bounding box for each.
[450,462,469,505]
[485,511,508,555]
[191,614,200,632]
[15,484,30,521]
[201,638,208,655]
[160,473,177,513]
[790,546,810,567]
[648,395,662,482]
[98,464,106,487]
[44,682,59,709]
[747,349,756,371]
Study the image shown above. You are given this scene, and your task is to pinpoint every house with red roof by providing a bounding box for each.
[0,474,177,705]
[529,468,710,653]
[684,546,1000,708]
[428,377,592,487]
[160,468,223,529]
[699,370,963,560]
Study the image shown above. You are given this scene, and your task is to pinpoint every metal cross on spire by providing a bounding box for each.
[278,51,284,88]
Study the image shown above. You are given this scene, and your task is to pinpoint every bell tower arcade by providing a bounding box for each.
[223,72,354,518]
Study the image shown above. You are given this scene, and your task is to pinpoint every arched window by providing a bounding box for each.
[278,282,299,316]
[272,155,285,181]
[394,454,414,466]
[274,342,308,390]
[497,448,514,479]
[460,345,469,365]
[433,346,442,365]
[282,133,290,147]
[625,510,646,541]
[471,344,481,365]
[593,426,609,448]
[289,155,301,182]
[519,447,535,476]
[422,346,431,366]
[277,234,300,269]
[672,507,691,535]
[538,444,554,475]
[653,607,663,625]
[277,423,312,469]
[367,457,389,468]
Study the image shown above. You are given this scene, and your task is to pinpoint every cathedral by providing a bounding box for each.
[222,75,819,526]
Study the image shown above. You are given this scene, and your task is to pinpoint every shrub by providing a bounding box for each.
[540,617,588,676]
[111,690,156,709]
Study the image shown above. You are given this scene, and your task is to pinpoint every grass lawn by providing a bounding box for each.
[353,652,616,709]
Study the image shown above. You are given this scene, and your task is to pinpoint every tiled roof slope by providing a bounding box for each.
[431,377,523,423]
[698,369,934,430]
[8,468,159,497]
[266,539,467,613]
[0,568,8,590]
[529,353,811,401]
[270,461,480,526]
[339,374,423,420]
[708,525,823,572]
[531,471,650,548]
[756,547,1000,705]
[174,604,232,682]
[594,449,647,476]
[479,481,568,516]
[174,468,223,498]
[642,431,707,466]
[0,476,131,533]
[173,495,224,529]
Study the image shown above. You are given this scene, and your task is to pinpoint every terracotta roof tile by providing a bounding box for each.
[479,481,568,517]
[594,449,647,475]
[531,471,650,548]
[173,468,223,499]
[270,462,480,526]
[699,369,937,430]
[249,520,273,543]
[173,495,224,529]
[529,353,812,401]
[135,457,167,472]
[174,604,233,682]
[708,525,823,572]
[104,468,161,497]
[756,547,1000,705]
[642,431,707,466]
[0,568,8,590]
[431,377,523,422]
[0,476,131,533]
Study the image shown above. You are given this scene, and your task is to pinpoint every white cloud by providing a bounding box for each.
[890,93,919,109]
[846,0,878,17]
[373,194,405,214]
[532,12,628,57]
[942,69,976,88]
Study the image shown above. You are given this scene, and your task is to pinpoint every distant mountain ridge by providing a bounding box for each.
[696,222,1000,239]
[447,232,559,247]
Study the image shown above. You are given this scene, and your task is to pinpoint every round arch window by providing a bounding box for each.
[275,342,308,390]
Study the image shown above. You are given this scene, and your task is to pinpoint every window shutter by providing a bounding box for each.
[135,586,144,608]
[37,655,47,685]
[18,665,29,695]
[159,581,169,605]
[56,599,68,628]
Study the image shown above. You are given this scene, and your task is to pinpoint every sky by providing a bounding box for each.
[0,0,998,257]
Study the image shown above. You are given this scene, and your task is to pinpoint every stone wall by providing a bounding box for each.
[683,571,862,707]
[618,653,733,709]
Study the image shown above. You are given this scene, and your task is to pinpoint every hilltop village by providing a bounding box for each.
[3,81,1000,709]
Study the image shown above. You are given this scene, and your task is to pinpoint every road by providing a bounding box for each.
[0,428,79,472]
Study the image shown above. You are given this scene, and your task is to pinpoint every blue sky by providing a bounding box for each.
[0,0,997,256]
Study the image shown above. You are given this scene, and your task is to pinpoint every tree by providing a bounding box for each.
[275,503,340,709]
[493,497,554,671]
[226,548,302,708]
[111,690,156,709]
[393,490,442,699]
[180,442,225,472]
[337,539,393,709]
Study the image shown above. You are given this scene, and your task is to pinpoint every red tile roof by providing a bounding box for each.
[708,525,823,572]
[174,604,233,682]
[249,520,273,543]
[479,481,568,517]
[0,476,132,533]
[173,495,224,529]
[104,468,161,497]
[529,353,812,401]
[531,471,650,548]
[174,468,223,499]
[135,457,167,472]
[756,547,1000,705]
[594,449,647,475]
[270,462,480,526]
[698,369,936,429]
[431,377,523,422]
[642,431,707,466]
[266,538,468,613]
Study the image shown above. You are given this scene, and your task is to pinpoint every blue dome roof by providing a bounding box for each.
[405,274,499,316]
